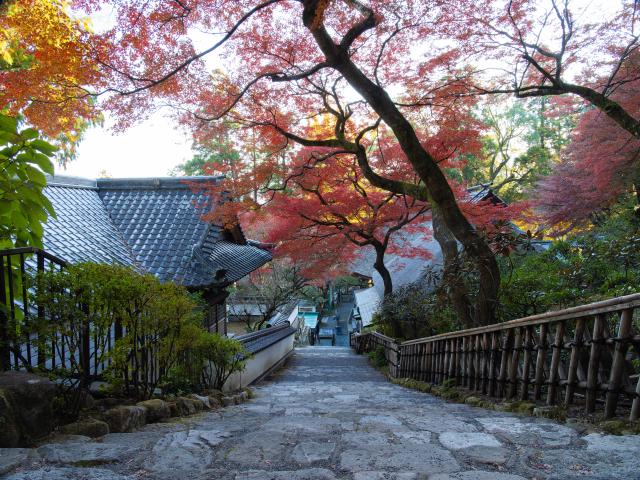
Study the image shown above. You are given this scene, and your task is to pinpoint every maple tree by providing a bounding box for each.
[535,84,640,234]
[264,150,432,300]
[448,0,640,139]
[1,0,100,160]
[70,0,505,325]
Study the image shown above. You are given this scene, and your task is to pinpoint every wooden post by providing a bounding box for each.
[448,339,456,381]
[565,318,586,405]
[497,329,514,398]
[425,342,432,382]
[520,326,533,401]
[631,375,640,421]
[547,321,566,405]
[586,314,605,413]
[473,335,482,391]
[534,323,548,400]
[443,340,450,381]
[508,327,523,399]
[488,332,498,396]
[461,337,467,387]
[480,333,489,394]
[466,336,474,388]
[438,340,446,384]
[468,335,475,390]
[604,309,633,418]
[431,341,438,383]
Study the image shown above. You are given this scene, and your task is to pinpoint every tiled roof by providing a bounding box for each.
[43,182,136,267]
[42,175,271,288]
[236,323,296,355]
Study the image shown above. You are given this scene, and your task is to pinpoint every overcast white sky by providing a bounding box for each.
[61,114,193,178]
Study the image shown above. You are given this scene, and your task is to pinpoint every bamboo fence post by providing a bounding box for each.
[508,327,523,399]
[520,326,533,401]
[439,340,446,384]
[488,332,498,396]
[461,337,468,387]
[432,341,438,383]
[425,342,433,382]
[586,314,605,413]
[604,309,633,418]
[481,333,489,394]
[534,323,549,400]
[498,329,513,398]
[474,335,482,391]
[456,337,463,385]
[565,317,586,405]
[432,341,439,383]
[547,321,566,405]
[467,336,475,388]
[448,339,456,381]
[443,340,451,381]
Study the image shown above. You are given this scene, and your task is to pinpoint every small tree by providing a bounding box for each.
[229,260,309,332]
[177,325,249,391]
[36,263,204,401]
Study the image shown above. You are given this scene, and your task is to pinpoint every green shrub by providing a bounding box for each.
[374,283,457,340]
[35,263,204,401]
[368,345,387,368]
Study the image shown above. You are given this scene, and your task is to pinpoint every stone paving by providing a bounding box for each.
[2,346,640,479]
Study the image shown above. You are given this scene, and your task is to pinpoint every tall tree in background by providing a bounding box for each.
[463,98,574,202]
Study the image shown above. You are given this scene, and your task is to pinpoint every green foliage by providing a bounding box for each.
[499,216,640,320]
[0,113,57,248]
[176,327,249,390]
[367,345,387,368]
[374,282,457,340]
[35,263,205,400]
[462,98,575,202]
[171,139,241,176]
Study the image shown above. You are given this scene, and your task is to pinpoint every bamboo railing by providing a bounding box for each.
[351,293,640,421]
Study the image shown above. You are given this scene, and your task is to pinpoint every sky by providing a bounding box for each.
[61,113,193,179]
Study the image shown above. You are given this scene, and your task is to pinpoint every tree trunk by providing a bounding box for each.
[372,243,402,336]
[373,245,393,297]
[432,205,475,329]
[304,15,500,325]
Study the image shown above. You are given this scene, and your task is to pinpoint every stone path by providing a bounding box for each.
[2,346,640,479]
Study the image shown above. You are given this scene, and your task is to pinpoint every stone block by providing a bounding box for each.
[189,394,211,409]
[59,418,109,438]
[175,397,196,416]
[104,405,147,433]
[136,399,170,423]
[0,371,56,447]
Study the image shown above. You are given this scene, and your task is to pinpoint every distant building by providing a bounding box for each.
[41,175,272,335]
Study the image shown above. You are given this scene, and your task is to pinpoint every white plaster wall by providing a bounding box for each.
[223,333,295,391]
